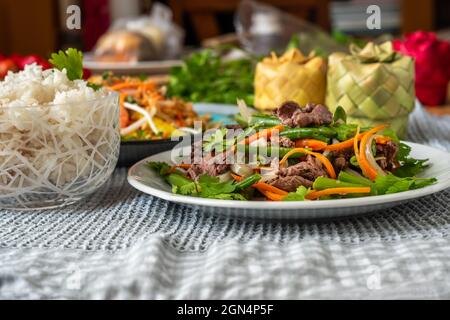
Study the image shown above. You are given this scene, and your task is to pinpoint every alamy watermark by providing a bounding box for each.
[366,265,382,290]
[169,122,282,167]
[366,5,381,30]
[65,3,382,32]
[66,5,81,30]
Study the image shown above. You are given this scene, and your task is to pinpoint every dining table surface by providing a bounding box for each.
[1,103,450,299]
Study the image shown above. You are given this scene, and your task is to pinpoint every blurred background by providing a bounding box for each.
[0,0,449,111]
[1,0,449,56]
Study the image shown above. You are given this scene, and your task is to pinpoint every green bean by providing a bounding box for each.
[313,177,365,191]
[280,127,336,140]
[242,145,306,158]
[338,171,377,195]
[249,115,281,128]
[338,171,372,186]
[235,174,261,190]
[234,114,249,128]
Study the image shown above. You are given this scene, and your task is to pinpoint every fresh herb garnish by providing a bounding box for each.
[167,49,255,106]
[147,162,172,176]
[49,48,101,90]
[394,158,429,178]
[87,82,102,91]
[374,173,436,195]
[198,175,236,198]
[394,142,430,177]
[49,48,83,81]
[333,106,347,124]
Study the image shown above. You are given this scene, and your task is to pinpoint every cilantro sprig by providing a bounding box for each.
[374,173,436,195]
[167,49,255,106]
[49,48,84,81]
[146,162,248,200]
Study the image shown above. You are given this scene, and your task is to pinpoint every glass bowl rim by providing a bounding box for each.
[0,91,119,110]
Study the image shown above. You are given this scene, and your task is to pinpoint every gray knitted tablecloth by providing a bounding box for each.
[1,106,450,299]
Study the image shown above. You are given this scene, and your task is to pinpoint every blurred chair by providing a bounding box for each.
[168,0,330,42]
[0,0,57,56]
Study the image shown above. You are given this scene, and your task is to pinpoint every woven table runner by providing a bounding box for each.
[1,105,450,299]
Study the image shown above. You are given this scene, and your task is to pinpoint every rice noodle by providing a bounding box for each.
[177,127,201,135]
[120,117,147,136]
[123,102,158,134]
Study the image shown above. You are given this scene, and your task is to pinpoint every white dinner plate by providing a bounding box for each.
[127,141,450,219]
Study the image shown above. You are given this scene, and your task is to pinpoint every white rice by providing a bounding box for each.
[0,64,119,193]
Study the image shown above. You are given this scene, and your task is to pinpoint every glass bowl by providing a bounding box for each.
[0,92,120,210]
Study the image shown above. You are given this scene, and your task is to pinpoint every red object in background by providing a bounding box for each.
[0,54,52,79]
[10,54,51,70]
[0,59,18,79]
[82,68,92,80]
[393,31,450,106]
[83,0,111,51]
[1,53,92,80]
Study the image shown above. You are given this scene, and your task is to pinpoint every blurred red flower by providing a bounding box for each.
[393,31,450,106]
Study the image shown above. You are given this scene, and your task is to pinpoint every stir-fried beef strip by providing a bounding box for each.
[272,101,299,122]
[225,124,243,130]
[332,148,354,173]
[273,101,333,128]
[376,141,399,170]
[270,176,313,192]
[270,135,295,148]
[187,151,231,180]
[279,155,328,181]
[268,155,328,191]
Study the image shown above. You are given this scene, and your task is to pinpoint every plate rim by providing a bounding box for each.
[127,141,450,210]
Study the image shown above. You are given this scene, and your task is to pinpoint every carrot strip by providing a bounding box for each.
[375,136,391,145]
[324,133,365,151]
[119,93,129,128]
[358,125,387,181]
[260,190,285,201]
[253,182,288,196]
[108,82,141,91]
[306,187,371,200]
[295,139,328,150]
[231,173,243,182]
[243,125,284,145]
[231,173,288,196]
[168,164,192,174]
[279,148,336,179]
